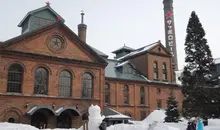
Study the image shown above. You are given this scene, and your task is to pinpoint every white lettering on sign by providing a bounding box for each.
[168,35,173,40]
[168,30,173,35]
[166,11,175,57]
[170,47,173,51]
[167,20,172,25]
[168,26,172,30]
[168,41,173,46]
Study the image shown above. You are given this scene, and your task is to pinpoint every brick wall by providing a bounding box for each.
[105,79,182,120]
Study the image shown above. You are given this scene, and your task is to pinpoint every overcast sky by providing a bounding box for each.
[1,0,220,70]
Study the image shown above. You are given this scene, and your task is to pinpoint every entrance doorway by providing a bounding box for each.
[31,112,47,129]
[57,113,72,128]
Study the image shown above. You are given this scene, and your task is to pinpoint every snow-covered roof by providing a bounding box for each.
[106,114,131,119]
[112,45,135,53]
[117,42,159,60]
[214,58,220,64]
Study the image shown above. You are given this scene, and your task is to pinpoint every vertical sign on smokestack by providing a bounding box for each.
[163,0,178,71]
[78,10,87,43]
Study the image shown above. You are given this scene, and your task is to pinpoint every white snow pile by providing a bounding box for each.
[0,122,38,130]
[142,109,166,124]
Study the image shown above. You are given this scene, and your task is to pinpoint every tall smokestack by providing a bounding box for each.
[78,10,87,43]
[163,0,178,71]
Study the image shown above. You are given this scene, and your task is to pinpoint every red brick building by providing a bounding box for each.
[0,4,182,129]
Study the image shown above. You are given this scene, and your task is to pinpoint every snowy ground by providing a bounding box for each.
[2,107,220,130]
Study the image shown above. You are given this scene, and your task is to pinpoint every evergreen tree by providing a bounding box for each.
[181,11,215,119]
[164,89,180,123]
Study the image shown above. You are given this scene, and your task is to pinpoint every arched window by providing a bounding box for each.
[156,88,161,94]
[34,67,49,95]
[105,83,110,105]
[140,86,145,105]
[7,64,23,93]
[59,70,72,97]
[82,73,93,98]
[124,85,129,104]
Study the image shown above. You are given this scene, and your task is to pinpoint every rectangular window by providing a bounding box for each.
[124,85,129,104]
[156,99,162,108]
[162,63,167,80]
[162,72,167,80]
[154,62,158,69]
[154,71,158,79]
[140,87,145,105]
[105,84,110,105]
[154,61,158,80]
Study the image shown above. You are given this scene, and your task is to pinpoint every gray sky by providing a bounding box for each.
[1,0,220,70]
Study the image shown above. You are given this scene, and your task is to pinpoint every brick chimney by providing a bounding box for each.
[78,10,87,42]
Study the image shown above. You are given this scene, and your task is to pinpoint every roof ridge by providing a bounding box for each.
[117,41,160,60]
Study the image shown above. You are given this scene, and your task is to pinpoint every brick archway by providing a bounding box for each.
[2,107,23,123]
[30,108,55,129]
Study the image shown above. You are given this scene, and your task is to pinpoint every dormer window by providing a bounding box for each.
[123,64,133,74]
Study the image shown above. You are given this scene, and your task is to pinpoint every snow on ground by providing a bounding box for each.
[0,123,39,130]
[2,107,220,130]
[0,122,83,130]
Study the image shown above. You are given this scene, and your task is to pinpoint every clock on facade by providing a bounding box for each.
[47,35,66,52]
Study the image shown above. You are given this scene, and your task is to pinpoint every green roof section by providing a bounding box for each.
[18,5,64,27]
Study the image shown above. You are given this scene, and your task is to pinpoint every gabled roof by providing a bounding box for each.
[112,45,135,53]
[103,107,131,119]
[117,42,160,60]
[18,5,64,27]
[1,21,107,65]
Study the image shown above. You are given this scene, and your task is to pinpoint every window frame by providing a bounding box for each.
[162,62,168,81]
[34,67,49,95]
[124,85,129,105]
[82,72,93,99]
[7,64,24,93]
[58,70,72,97]
[140,86,145,105]
[153,61,159,80]
[105,83,111,105]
